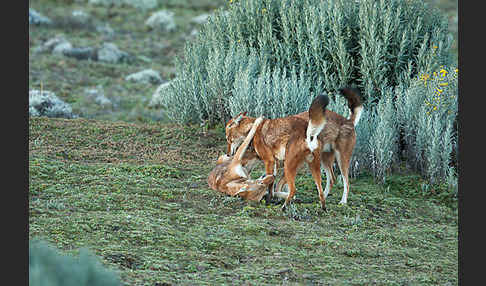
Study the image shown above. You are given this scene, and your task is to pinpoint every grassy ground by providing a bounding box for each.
[29,0,227,123]
[29,0,458,284]
[29,117,457,285]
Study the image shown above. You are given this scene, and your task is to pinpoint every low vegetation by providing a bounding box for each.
[29,118,457,285]
[30,240,121,286]
[29,0,458,284]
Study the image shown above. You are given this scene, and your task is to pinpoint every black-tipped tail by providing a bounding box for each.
[338,87,363,126]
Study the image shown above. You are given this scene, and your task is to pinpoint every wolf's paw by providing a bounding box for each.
[281,202,288,211]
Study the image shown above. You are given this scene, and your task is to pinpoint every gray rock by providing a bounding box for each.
[29,90,75,119]
[52,42,73,55]
[191,14,210,25]
[84,87,112,107]
[149,81,173,107]
[97,43,129,63]
[188,29,199,38]
[125,69,162,85]
[95,95,112,106]
[71,10,91,25]
[34,35,71,54]
[88,0,123,6]
[63,47,97,61]
[35,36,92,59]
[125,0,158,10]
[35,37,131,63]
[29,8,52,25]
[89,0,158,10]
[145,10,176,32]
[96,24,115,37]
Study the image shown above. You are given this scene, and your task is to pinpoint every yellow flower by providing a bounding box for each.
[420,74,430,81]
[433,106,437,110]
[455,68,458,73]
[262,8,267,13]
[436,88,443,93]
[439,69,448,77]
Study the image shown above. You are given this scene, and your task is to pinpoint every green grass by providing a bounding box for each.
[29,0,458,284]
[29,117,457,285]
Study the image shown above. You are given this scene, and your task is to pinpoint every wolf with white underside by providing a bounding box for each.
[208,117,277,201]
[225,87,363,208]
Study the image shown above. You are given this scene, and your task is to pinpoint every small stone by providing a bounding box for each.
[125,69,162,85]
[35,35,71,54]
[149,81,173,108]
[124,0,158,10]
[52,42,73,55]
[71,10,91,25]
[89,0,158,10]
[84,87,112,107]
[29,90,75,119]
[29,8,52,25]
[191,14,210,25]
[63,47,97,61]
[96,24,115,37]
[145,10,176,32]
[97,42,129,63]
[189,29,199,38]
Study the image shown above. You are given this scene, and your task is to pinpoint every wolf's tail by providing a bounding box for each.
[338,87,363,127]
[306,94,330,152]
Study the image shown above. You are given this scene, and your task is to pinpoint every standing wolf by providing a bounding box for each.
[225,87,363,208]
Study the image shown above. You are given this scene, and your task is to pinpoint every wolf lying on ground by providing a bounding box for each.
[208,117,288,201]
[225,110,327,209]
[225,87,363,209]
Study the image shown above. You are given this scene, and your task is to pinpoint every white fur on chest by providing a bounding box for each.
[276,145,286,161]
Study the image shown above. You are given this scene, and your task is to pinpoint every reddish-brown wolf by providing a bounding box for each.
[225,87,363,209]
[208,117,276,201]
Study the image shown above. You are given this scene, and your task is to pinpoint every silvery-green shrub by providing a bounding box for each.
[350,67,457,188]
[29,240,121,286]
[157,0,453,125]
[230,60,318,119]
[394,67,458,187]
[349,107,373,178]
[367,89,400,180]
